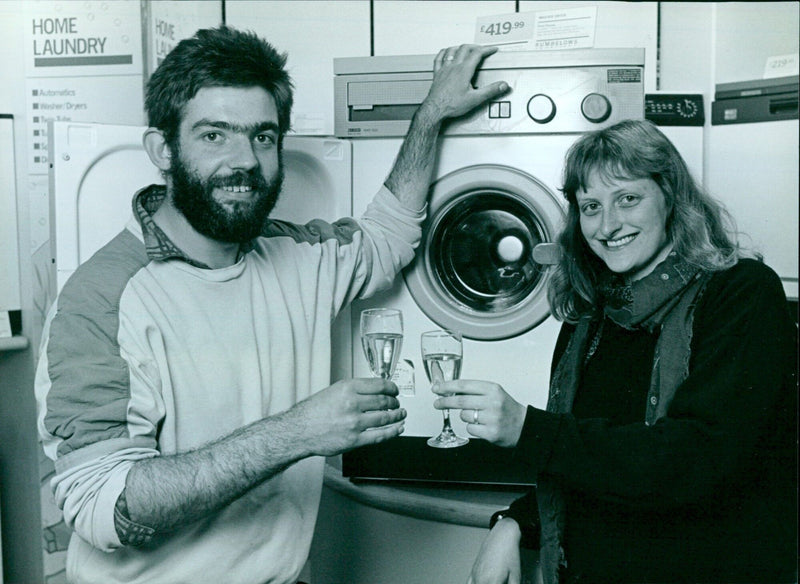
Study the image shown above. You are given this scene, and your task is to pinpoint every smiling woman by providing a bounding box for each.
[437,118,797,584]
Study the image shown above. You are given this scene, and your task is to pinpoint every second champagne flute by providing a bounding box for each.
[360,308,403,379]
[422,329,468,448]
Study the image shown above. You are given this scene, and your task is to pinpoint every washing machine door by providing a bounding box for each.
[404,164,564,340]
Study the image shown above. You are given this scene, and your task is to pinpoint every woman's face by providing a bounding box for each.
[576,169,671,282]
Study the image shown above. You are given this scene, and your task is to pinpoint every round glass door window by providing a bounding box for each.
[404,165,564,340]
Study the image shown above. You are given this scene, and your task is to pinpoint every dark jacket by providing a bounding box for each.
[507,259,797,583]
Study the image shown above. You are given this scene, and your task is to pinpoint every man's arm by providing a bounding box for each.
[120,378,404,542]
[385,44,509,210]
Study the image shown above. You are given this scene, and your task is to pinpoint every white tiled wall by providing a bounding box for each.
[373,1,516,55]
[226,1,371,135]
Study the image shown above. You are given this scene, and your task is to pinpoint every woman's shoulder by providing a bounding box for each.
[699,258,789,318]
[706,257,783,293]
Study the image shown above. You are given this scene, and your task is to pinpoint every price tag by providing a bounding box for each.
[475,12,533,48]
[532,6,597,51]
[763,53,799,79]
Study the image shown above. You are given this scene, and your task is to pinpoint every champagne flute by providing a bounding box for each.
[422,329,468,448]
[360,308,403,379]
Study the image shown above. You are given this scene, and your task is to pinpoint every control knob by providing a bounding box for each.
[581,93,612,123]
[677,98,699,118]
[527,94,556,124]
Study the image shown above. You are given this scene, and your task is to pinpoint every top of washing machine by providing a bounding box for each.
[334,48,645,137]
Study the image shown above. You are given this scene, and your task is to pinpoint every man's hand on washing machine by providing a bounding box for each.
[420,44,510,124]
[384,44,509,211]
[433,379,527,448]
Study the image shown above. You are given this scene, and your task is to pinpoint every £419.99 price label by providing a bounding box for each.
[475,13,533,46]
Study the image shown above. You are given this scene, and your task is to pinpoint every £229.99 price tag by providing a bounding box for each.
[763,53,799,79]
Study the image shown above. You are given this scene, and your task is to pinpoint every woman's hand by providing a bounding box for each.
[468,517,523,584]
[434,380,527,447]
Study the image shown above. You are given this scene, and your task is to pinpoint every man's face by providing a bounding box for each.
[168,86,283,243]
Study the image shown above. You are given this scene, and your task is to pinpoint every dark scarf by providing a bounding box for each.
[598,251,706,333]
[549,251,709,418]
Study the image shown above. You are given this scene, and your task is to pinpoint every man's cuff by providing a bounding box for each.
[114,488,156,547]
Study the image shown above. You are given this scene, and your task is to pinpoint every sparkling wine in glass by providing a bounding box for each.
[422,329,468,448]
[360,308,403,379]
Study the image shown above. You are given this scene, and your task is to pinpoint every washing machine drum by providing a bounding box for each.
[404,165,565,340]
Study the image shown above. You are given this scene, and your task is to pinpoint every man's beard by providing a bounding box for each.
[169,150,283,244]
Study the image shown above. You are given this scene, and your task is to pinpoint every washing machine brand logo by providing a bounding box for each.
[347,127,382,134]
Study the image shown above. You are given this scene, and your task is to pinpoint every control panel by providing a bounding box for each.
[645,94,705,126]
[334,49,645,137]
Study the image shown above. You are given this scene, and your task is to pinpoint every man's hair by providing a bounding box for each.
[549,119,741,322]
[145,26,293,148]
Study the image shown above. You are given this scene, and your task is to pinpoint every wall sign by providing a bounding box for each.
[23,2,144,174]
[147,1,222,78]
[24,0,142,77]
[25,76,144,174]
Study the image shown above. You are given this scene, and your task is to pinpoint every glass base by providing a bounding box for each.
[427,429,469,448]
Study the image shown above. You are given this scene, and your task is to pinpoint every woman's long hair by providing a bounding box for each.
[549,119,742,323]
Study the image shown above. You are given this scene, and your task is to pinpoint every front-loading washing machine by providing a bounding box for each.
[335,49,645,482]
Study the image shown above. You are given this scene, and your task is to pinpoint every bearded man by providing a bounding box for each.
[35,26,507,584]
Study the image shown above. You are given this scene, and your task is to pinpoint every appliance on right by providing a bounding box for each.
[335,48,655,483]
[709,76,799,308]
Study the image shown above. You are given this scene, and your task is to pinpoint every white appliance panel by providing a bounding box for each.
[659,126,704,188]
[350,135,573,438]
[335,48,645,138]
[707,120,799,299]
[49,123,165,293]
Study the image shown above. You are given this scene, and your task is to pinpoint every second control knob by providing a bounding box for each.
[581,93,612,123]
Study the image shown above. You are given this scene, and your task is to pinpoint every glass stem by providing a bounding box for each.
[442,409,454,430]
